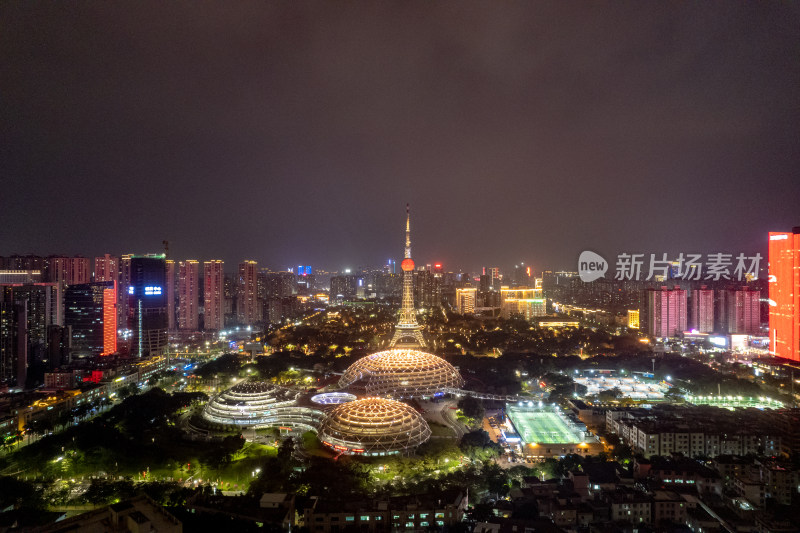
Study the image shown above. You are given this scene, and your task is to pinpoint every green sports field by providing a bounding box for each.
[506,405,584,444]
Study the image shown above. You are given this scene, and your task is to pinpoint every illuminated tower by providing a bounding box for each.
[769,228,800,361]
[390,204,426,347]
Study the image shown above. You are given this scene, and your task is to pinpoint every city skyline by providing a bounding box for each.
[2,3,799,273]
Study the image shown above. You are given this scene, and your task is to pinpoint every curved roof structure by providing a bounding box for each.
[338,348,464,397]
[202,380,322,430]
[318,397,431,455]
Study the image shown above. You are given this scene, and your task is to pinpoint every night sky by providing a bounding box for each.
[2,3,799,274]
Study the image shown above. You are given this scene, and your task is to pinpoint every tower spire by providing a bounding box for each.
[405,204,411,259]
[390,203,425,347]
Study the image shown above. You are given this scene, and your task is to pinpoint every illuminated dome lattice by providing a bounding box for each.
[202,380,322,430]
[318,397,431,455]
[338,349,464,398]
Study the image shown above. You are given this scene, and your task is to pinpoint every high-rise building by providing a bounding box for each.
[690,286,714,333]
[203,260,224,331]
[769,228,800,361]
[68,257,91,285]
[47,256,70,286]
[646,286,687,338]
[330,275,357,302]
[237,261,260,326]
[0,283,62,387]
[0,300,28,388]
[511,264,530,288]
[64,281,117,357]
[165,260,176,331]
[177,260,200,331]
[455,287,477,315]
[500,287,546,320]
[94,254,119,283]
[715,288,761,335]
[128,255,168,357]
[119,254,133,330]
[627,309,640,329]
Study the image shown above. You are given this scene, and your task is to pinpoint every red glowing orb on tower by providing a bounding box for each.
[401,258,415,272]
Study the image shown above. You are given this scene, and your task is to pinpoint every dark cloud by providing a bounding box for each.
[2,2,798,274]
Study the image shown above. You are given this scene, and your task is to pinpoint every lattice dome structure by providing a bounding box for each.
[202,380,322,430]
[318,397,432,455]
[338,349,464,398]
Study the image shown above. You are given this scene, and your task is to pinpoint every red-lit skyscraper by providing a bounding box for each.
[646,286,687,338]
[769,228,800,361]
[237,261,260,326]
[204,260,224,331]
[178,260,199,330]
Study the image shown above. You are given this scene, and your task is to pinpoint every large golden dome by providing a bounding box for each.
[338,348,464,398]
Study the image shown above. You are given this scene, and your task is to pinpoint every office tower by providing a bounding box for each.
[203,260,224,331]
[94,254,119,283]
[64,281,117,357]
[455,287,477,315]
[128,255,168,357]
[500,287,546,320]
[646,286,687,337]
[690,286,714,333]
[68,257,91,285]
[165,260,176,330]
[237,261,259,326]
[769,228,800,361]
[390,205,426,347]
[177,260,200,330]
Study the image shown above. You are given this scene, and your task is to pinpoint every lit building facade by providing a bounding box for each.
[690,286,714,333]
[726,288,761,335]
[646,286,687,338]
[500,287,546,320]
[64,281,117,356]
[769,228,800,361]
[203,260,224,331]
[237,260,260,325]
[627,309,640,329]
[455,287,477,315]
[177,260,199,330]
